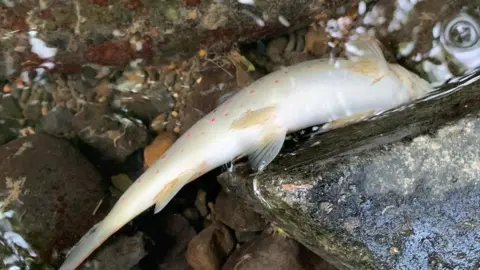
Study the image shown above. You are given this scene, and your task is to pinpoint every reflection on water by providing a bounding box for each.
[355,1,480,86]
[440,12,480,74]
[0,203,37,270]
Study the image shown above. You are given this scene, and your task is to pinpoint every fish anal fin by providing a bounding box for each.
[153,177,182,214]
[248,131,286,172]
[152,163,210,214]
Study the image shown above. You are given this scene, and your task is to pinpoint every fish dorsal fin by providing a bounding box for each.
[345,34,389,71]
[248,131,286,172]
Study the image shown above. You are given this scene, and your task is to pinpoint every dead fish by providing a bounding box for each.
[59,34,434,270]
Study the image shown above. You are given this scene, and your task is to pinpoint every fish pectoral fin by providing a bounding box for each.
[248,131,286,172]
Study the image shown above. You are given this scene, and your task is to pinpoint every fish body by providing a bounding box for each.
[59,36,433,270]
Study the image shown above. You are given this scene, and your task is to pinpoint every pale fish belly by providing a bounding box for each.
[275,67,410,132]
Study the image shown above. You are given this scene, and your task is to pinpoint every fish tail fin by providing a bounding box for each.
[59,220,118,270]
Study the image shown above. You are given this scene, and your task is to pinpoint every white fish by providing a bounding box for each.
[59,35,433,270]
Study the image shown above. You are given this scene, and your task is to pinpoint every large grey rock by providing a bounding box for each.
[218,69,480,270]
[0,133,107,267]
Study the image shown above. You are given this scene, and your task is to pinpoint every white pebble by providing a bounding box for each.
[412,52,423,62]
[40,61,55,70]
[358,1,367,15]
[355,26,367,33]
[238,0,255,5]
[28,31,57,59]
[241,9,265,27]
[432,22,441,38]
[112,29,125,37]
[2,0,15,7]
[135,41,143,51]
[398,41,416,56]
[278,15,290,27]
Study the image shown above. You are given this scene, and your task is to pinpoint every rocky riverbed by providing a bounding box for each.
[1,0,480,270]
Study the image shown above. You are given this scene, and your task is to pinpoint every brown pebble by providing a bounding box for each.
[182,207,201,222]
[171,111,179,118]
[173,126,180,133]
[186,221,235,270]
[123,71,146,84]
[304,25,330,57]
[95,79,112,99]
[143,131,177,168]
[195,189,209,217]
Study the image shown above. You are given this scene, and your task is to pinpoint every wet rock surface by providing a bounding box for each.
[0,133,107,262]
[218,71,480,269]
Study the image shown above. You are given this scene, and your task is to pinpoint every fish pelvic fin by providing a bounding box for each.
[248,129,287,172]
[59,221,117,270]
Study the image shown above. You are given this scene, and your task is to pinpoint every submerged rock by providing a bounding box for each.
[0,133,107,265]
[72,103,148,162]
[161,213,197,265]
[214,190,267,233]
[186,221,235,270]
[79,232,147,270]
[222,230,336,270]
[38,105,74,138]
[218,70,480,269]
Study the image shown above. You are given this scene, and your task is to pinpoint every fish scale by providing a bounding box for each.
[59,35,434,270]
